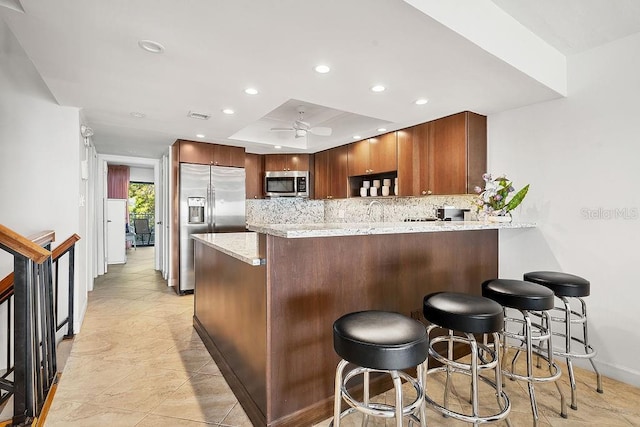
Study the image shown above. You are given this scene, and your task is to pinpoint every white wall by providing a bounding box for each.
[130,166,154,183]
[0,19,87,332]
[490,32,640,386]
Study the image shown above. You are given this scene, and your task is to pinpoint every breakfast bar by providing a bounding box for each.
[192,221,534,426]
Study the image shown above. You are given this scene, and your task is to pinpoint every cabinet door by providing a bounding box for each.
[328,145,348,199]
[368,132,397,174]
[411,123,433,196]
[178,140,212,165]
[264,154,286,171]
[212,144,245,167]
[315,147,348,199]
[347,139,370,176]
[397,125,432,197]
[314,150,330,199]
[245,153,264,199]
[430,113,468,195]
[465,112,487,194]
[287,154,310,171]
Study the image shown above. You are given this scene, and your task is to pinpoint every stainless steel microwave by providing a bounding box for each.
[264,171,309,197]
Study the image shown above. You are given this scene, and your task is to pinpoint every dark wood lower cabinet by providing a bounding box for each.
[194,230,498,426]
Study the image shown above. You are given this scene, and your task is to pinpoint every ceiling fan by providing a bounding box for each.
[271,106,332,138]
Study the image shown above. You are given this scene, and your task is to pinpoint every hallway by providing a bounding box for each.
[46,247,252,426]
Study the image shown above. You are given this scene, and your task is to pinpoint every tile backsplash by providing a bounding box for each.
[246,195,477,224]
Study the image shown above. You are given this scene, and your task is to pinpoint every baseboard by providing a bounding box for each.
[575,358,640,388]
[73,297,88,334]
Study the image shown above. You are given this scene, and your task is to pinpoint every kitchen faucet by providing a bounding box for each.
[367,200,384,222]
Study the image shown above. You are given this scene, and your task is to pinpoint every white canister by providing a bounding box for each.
[372,179,381,188]
[394,177,398,185]
[383,178,391,187]
[370,186,378,197]
[394,185,398,196]
[360,187,368,197]
[381,185,390,196]
[362,180,371,189]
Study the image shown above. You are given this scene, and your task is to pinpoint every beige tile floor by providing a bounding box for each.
[46,247,640,426]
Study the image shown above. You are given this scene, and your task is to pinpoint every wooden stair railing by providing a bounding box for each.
[0,225,80,426]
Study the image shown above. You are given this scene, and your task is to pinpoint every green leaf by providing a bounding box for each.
[506,184,529,212]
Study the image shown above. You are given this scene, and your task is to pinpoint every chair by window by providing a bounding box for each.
[133,218,153,245]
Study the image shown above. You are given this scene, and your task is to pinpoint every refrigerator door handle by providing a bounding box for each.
[207,183,213,231]
[210,185,216,231]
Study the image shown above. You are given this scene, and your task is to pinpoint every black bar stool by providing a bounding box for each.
[482,279,567,425]
[330,310,428,427]
[422,292,511,425]
[523,271,603,410]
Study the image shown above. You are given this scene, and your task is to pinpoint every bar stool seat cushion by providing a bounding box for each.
[524,271,590,297]
[482,279,555,311]
[333,311,428,371]
[423,292,503,334]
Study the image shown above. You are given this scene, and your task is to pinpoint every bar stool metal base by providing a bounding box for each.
[550,296,603,410]
[425,327,511,425]
[523,270,604,411]
[501,309,567,422]
[330,359,426,427]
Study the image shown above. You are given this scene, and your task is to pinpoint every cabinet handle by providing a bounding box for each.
[421,190,433,195]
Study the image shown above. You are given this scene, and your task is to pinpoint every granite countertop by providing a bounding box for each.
[191,232,263,266]
[247,221,536,238]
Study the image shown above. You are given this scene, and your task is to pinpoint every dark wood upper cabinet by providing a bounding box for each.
[347,132,397,176]
[177,140,210,165]
[396,111,486,195]
[397,122,432,196]
[264,154,311,171]
[177,140,245,167]
[212,144,245,167]
[431,112,486,194]
[314,146,348,199]
[245,153,265,199]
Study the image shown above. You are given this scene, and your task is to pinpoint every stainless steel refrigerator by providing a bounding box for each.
[179,163,246,294]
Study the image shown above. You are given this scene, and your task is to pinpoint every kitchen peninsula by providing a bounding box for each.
[192,221,534,426]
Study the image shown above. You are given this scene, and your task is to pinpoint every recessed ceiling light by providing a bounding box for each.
[138,40,165,54]
[315,64,331,74]
[274,145,282,149]
[353,135,361,139]
[196,134,205,138]
[222,108,235,115]
[130,112,146,118]
[371,85,386,93]
[377,128,387,132]
[244,88,258,95]
[415,98,429,105]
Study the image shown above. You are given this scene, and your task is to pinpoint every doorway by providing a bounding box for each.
[128,181,155,247]
[95,155,164,286]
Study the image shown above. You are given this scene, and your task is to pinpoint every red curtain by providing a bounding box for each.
[107,165,130,198]
[108,165,130,224]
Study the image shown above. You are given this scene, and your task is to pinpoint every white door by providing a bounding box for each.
[106,199,127,264]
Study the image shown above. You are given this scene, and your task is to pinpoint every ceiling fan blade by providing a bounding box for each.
[309,127,332,136]
[270,127,295,131]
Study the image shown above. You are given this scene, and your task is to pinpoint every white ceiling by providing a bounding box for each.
[2,0,640,158]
